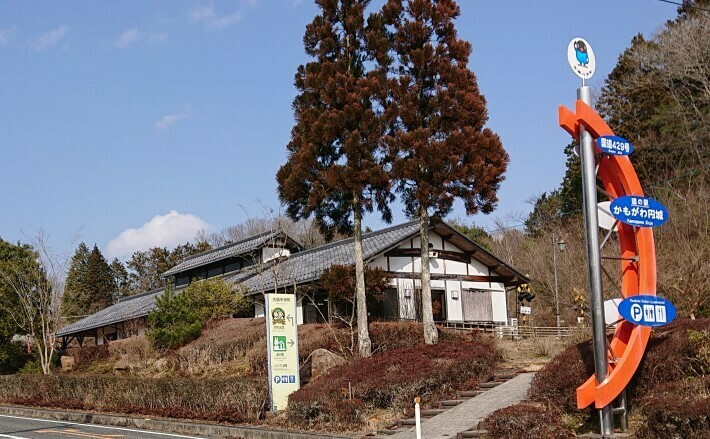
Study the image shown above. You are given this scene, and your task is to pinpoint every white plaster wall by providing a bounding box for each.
[431,280,446,289]
[296,299,304,325]
[467,259,489,276]
[262,247,291,263]
[491,290,508,323]
[429,257,445,274]
[462,280,492,290]
[255,302,265,318]
[446,280,463,321]
[370,255,388,271]
[446,260,468,275]
[389,256,413,273]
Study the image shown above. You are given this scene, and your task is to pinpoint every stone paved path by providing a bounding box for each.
[387,372,534,439]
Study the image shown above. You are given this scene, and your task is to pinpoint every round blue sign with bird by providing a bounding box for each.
[567,37,596,80]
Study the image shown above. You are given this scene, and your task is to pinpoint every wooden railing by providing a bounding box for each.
[441,321,591,338]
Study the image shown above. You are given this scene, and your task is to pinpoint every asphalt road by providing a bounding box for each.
[0,415,207,439]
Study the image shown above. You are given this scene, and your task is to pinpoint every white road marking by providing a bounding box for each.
[0,415,205,439]
[0,435,30,439]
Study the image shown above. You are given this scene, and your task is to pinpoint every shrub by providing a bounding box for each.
[148,288,204,350]
[528,339,595,412]
[629,318,709,398]
[71,344,111,369]
[636,376,710,439]
[286,337,500,430]
[0,343,32,374]
[0,374,268,423]
[478,402,575,439]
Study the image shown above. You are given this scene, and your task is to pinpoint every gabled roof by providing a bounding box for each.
[56,287,169,337]
[161,231,302,278]
[242,221,421,293]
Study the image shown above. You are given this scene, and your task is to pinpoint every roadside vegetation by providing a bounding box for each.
[478,318,710,438]
[0,319,501,433]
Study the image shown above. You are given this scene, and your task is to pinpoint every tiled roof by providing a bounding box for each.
[242,221,420,293]
[56,288,168,337]
[161,231,282,277]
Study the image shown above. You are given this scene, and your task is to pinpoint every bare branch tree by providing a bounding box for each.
[0,231,67,374]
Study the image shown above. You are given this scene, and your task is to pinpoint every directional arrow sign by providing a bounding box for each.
[287,314,293,325]
[288,339,295,347]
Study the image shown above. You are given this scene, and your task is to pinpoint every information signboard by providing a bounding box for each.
[266,293,300,411]
[618,295,677,327]
[610,195,669,228]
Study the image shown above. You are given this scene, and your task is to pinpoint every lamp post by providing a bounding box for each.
[552,233,566,335]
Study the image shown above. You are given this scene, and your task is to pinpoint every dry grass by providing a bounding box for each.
[495,336,571,371]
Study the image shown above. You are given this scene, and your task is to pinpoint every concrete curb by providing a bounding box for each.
[0,405,354,439]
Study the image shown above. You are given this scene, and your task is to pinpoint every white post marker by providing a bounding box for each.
[266,293,300,411]
[414,396,422,439]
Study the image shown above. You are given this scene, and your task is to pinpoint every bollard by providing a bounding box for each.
[414,396,421,439]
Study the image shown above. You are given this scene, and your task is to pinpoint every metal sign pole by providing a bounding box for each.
[578,85,614,436]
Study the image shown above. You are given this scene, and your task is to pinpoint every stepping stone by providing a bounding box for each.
[421,409,446,417]
[457,390,485,398]
[440,399,464,407]
[457,429,488,438]
[478,382,501,389]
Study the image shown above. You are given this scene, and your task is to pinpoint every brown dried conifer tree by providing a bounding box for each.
[276,0,393,358]
[383,0,509,344]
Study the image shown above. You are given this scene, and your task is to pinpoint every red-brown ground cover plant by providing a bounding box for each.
[477,402,575,439]
[286,334,501,430]
[523,318,709,437]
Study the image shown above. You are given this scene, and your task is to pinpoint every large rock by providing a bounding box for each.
[60,356,75,371]
[310,348,346,378]
[113,353,141,372]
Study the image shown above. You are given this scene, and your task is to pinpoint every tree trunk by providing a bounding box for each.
[419,209,438,345]
[353,197,372,357]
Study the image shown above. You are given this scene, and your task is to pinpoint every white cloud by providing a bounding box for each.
[106,211,210,260]
[0,26,17,46]
[115,29,168,48]
[115,28,140,48]
[189,3,246,29]
[32,25,68,51]
[155,113,188,130]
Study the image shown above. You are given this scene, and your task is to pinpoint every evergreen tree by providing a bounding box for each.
[0,239,36,372]
[276,0,393,357]
[384,0,508,344]
[109,258,130,302]
[62,243,115,319]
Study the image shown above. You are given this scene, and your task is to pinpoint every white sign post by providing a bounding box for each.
[265,293,300,411]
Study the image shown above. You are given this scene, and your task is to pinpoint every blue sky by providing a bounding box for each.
[0,1,677,259]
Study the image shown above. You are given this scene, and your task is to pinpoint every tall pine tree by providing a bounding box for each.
[277,0,393,357]
[384,0,508,344]
[62,243,115,319]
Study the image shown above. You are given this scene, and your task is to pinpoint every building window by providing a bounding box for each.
[175,275,189,287]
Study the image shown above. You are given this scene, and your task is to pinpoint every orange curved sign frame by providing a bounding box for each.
[559,100,656,410]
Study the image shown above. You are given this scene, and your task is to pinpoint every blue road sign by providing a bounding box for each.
[597,136,634,156]
[610,196,669,227]
[618,295,676,327]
